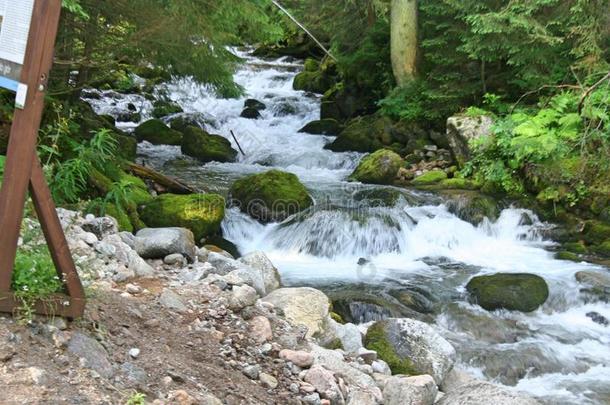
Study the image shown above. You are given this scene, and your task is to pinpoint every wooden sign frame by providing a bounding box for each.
[0,0,85,319]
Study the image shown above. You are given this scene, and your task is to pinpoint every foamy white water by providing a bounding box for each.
[89,49,610,405]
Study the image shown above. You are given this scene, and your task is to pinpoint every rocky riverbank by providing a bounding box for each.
[0,208,544,405]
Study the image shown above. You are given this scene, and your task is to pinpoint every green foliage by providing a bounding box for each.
[463,84,610,202]
[45,128,118,203]
[125,392,146,405]
[12,223,64,321]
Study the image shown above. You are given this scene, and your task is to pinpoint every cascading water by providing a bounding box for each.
[89,49,610,405]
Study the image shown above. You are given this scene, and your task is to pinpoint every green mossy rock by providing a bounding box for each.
[445,191,500,225]
[325,115,387,153]
[304,58,320,72]
[437,178,480,190]
[466,273,549,312]
[349,149,403,185]
[411,170,448,186]
[139,193,225,241]
[556,251,580,261]
[364,321,418,375]
[86,200,133,233]
[293,71,333,94]
[180,126,237,163]
[583,221,610,245]
[152,100,183,118]
[134,119,183,145]
[115,134,137,161]
[594,241,610,257]
[230,170,313,223]
[564,241,588,254]
[298,119,343,136]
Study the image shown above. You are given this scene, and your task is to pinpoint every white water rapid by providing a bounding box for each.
[88,49,610,405]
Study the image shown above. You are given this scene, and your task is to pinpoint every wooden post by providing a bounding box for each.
[0,0,85,318]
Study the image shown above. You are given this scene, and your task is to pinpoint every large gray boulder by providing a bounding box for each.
[383,375,438,405]
[364,318,455,385]
[262,287,330,338]
[134,227,196,262]
[446,115,493,167]
[437,381,541,405]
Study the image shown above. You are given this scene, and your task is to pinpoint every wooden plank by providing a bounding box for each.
[0,0,63,290]
[29,157,85,314]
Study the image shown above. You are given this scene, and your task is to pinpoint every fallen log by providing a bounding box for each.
[126,162,199,195]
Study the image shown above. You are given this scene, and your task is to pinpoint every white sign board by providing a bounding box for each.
[0,0,34,94]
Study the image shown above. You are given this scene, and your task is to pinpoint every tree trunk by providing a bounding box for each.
[391,0,418,86]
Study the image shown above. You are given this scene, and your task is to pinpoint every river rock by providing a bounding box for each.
[279,349,314,368]
[134,227,196,262]
[228,285,258,311]
[437,381,541,405]
[139,193,225,242]
[349,149,403,185]
[445,191,500,225]
[364,318,456,385]
[262,287,330,338]
[466,273,549,312]
[67,332,114,378]
[310,345,380,393]
[383,375,438,405]
[238,251,281,294]
[230,169,313,224]
[299,119,343,136]
[304,365,344,404]
[249,316,273,343]
[134,119,183,145]
[159,289,188,312]
[240,107,261,119]
[446,114,493,167]
[329,321,363,354]
[244,99,267,111]
[81,216,118,239]
[575,271,610,300]
[180,126,238,163]
[260,372,279,389]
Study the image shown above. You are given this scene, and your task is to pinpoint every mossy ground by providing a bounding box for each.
[364,321,417,375]
[411,170,447,186]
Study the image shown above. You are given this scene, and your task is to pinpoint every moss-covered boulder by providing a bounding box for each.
[349,149,403,185]
[152,100,183,118]
[139,193,225,241]
[364,318,456,384]
[134,119,183,145]
[230,170,313,223]
[293,71,334,94]
[466,273,549,312]
[304,58,320,72]
[583,221,610,245]
[298,119,343,136]
[326,115,387,153]
[180,126,237,163]
[445,191,500,225]
[411,170,448,186]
